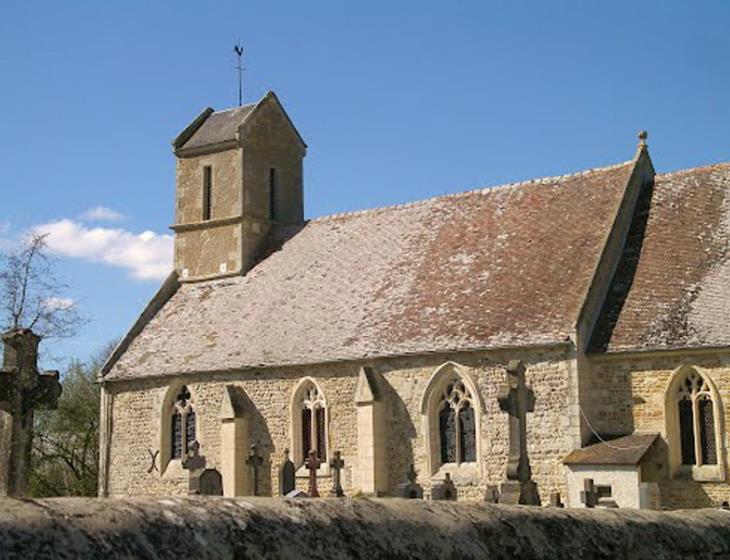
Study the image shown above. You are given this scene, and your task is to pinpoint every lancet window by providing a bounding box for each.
[438,379,476,464]
[171,385,196,460]
[299,382,327,462]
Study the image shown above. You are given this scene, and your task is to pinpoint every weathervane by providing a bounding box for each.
[234,41,244,106]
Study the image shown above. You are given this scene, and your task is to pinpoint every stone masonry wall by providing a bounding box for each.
[241,96,304,224]
[2,497,730,560]
[175,149,242,225]
[104,347,575,502]
[589,351,730,509]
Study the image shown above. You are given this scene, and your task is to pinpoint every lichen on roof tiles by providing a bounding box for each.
[106,160,636,380]
[591,163,730,353]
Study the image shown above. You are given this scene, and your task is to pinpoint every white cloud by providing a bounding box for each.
[80,206,126,222]
[42,297,76,311]
[32,219,173,281]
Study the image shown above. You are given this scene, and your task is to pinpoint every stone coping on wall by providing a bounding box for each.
[1,497,730,559]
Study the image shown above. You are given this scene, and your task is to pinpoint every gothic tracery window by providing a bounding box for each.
[171,386,196,460]
[677,371,718,467]
[438,379,476,464]
[298,382,327,463]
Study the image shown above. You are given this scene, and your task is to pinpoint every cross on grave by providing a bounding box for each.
[329,450,345,497]
[0,329,62,497]
[182,440,206,472]
[246,442,265,496]
[279,448,296,496]
[496,359,540,505]
[305,449,321,497]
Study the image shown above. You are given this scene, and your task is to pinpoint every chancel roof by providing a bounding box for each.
[590,163,730,353]
[105,160,637,380]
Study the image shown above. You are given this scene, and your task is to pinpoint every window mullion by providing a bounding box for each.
[692,395,702,467]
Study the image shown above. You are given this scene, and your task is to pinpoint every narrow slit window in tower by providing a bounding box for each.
[202,166,212,221]
[269,167,278,221]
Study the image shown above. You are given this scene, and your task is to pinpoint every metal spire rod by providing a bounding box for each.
[234,42,244,106]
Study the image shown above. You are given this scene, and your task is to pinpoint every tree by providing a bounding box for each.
[29,342,115,497]
[0,233,83,338]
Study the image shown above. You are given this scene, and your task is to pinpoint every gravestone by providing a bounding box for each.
[246,442,264,496]
[329,450,345,497]
[191,468,223,496]
[580,478,598,508]
[431,473,457,501]
[0,329,62,497]
[305,449,321,497]
[484,486,500,504]
[279,449,296,496]
[395,464,423,499]
[496,360,540,505]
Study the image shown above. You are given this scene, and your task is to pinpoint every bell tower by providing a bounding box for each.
[170,91,306,281]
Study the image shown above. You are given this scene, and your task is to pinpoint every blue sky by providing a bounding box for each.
[1,1,728,367]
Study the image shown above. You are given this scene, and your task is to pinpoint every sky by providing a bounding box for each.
[1,1,729,368]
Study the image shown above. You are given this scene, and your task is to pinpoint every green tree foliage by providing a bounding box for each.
[29,343,115,497]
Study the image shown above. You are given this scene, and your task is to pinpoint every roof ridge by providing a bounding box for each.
[212,102,258,115]
[309,159,634,223]
[656,161,730,178]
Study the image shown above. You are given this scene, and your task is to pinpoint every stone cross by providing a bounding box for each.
[279,448,296,496]
[496,359,540,505]
[0,329,62,497]
[305,449,321,497]
[329,450,345,497]
[181,441,206,472]
[246,442,264,496]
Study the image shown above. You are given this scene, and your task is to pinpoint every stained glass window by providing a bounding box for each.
[316,407,327,462]
[679,399,695,465]
[437,378,477,465]
[459,403,476,462]
[439,405,457,463]
[676,370,718,468]
[171,410,183,459]
[699,398,717,465]
[170,385,195,461]
[302,408,312,457]
[299,382,327,465]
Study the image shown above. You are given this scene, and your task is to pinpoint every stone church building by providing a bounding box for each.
[98,91,730,509]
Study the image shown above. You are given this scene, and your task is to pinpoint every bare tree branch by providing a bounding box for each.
[0,233,85,339]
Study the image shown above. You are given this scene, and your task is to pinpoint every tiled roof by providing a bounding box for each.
[181,103,257,150]
[105,161,636,380]
[563,433,659,466]
[591,163,730,353]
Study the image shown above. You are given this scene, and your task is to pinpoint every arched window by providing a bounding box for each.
[676,370,717,466]
[171,385,196,460]
[438,379,476,464]
[421,362,481,475]
[291,378,328,468]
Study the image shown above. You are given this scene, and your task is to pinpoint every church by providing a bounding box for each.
[98,91,730,509]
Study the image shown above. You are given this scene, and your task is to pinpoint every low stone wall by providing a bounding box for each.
[1,497,729,559]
